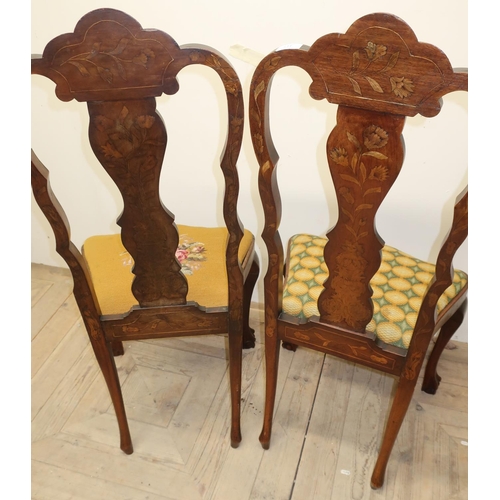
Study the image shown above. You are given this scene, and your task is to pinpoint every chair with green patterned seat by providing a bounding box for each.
[249,13,467,489]
[31,8,259,454]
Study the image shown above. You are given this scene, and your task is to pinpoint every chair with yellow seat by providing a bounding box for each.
[31,8,259,453]
[249,13,467,489]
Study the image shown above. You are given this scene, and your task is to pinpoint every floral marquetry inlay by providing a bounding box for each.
[317,106,405,331]
[88,97,189,307]
[50,22,174,96]
[330,123,390,242]
[94,105,158,164]
[345,41,415,99]
[305,13,458,117]
[32,9,182,101]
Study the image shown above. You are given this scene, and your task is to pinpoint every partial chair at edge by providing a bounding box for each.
[249,13,467,489]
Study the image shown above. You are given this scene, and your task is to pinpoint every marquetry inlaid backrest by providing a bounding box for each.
[32,9,244,309]
[250,13,467,332]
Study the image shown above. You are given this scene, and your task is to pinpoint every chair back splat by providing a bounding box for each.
[249,12,467,489]
[32,8,259,454]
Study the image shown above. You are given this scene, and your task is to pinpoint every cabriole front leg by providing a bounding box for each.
[422,299,467,394]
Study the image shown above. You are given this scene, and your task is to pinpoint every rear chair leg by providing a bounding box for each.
[282,341,297,351]
[242,257,259,349]
[281,261,297,352]
[422,299,467,394]
[111,340,124,356]
[228,322,243,447]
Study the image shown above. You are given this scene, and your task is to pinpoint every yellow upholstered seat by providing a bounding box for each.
[32,8,259,454]
[83,225,255,316]
[282,234,468,350]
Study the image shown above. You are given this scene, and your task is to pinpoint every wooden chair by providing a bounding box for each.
[31,8,259,454]
[249,13,467,488]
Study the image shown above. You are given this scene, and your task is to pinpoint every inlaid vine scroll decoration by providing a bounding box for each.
[32,12,180,100]
[94,105,159,166]
[203,53,241,97]
[285,328,396,370]
[62,37,158,84]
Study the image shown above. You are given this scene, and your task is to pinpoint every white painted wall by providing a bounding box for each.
[31,0,468,341]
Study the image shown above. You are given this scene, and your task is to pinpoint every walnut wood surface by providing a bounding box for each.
[32,8,256,454]
[31,262,468,499]
[88,98,188,307]
[102,305,229,341]
[318,107,405,331]
[279,317,405,375]
[403,189,468,383]
[250,12,468,489]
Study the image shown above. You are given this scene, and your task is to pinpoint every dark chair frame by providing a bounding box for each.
[31,8,259,454]
[249,13,467,488]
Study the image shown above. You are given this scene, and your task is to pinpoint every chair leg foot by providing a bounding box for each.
[422,299,467,394]
[243,327,256,349]
[422,373,441,395]
[282,341,297,352]
[371,459,387,489]
[111,340,124,356]
[231,435,242,448]
[259,430,271,450]
[260,329,280,451]
[372,376,417,489]
[228,325,243,449]
[121,441,134,454]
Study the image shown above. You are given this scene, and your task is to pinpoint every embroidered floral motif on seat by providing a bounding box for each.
[117,233,208,276]
[83,225,255,315]
[282,234,468,349]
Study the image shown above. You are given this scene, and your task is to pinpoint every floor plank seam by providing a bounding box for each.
[31,343,99,426]
[31,281,54,309]
[139,336,253,361]
[31,316,83,379]
[288,353,326,500]
[31,264,468,499]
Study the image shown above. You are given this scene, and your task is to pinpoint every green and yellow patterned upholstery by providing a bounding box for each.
[82,225,255,316]
[282,234,468,350]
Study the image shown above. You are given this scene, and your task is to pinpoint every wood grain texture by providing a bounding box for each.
[319,107,405,331]
[31,263,467,499]
[280,319,404,374]
[88,98,188,307]
[31,8,257,455]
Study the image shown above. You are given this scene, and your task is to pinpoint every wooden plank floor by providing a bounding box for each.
[31,263,467,499]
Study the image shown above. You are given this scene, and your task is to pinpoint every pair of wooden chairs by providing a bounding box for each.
[31,9,467,489]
